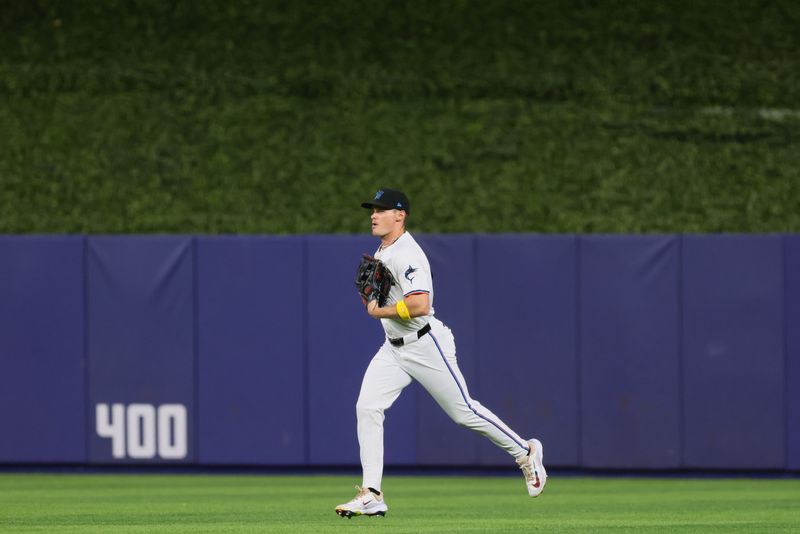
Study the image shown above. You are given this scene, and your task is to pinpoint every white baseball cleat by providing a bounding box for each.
[334,486,388,518]
[517,438,547,497]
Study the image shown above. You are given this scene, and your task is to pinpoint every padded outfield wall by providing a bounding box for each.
[0,234,798,471]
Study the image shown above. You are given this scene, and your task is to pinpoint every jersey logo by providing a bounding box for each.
[404,265,418,282]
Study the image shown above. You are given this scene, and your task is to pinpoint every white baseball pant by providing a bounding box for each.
[356,317,531,491]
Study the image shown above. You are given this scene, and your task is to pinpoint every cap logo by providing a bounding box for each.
[396,202,402,208]
[375,190,384,200]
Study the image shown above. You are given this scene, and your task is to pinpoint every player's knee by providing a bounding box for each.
[450,410,474,428]
[356,401,383,422]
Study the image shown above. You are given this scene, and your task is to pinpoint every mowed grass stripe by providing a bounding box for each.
[1,474,798,533]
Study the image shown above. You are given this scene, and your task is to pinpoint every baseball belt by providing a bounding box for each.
[389,323,431,347]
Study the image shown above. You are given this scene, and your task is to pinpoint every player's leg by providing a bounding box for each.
[403,323,547,496]
[336,344,410,518]
[355,343,413,492]
[405,326,529,457]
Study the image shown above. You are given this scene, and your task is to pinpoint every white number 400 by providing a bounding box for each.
[96,403,187,460]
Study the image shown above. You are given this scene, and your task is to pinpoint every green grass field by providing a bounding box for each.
[1,473,798,533]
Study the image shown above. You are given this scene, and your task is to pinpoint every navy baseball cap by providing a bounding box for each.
[361,188,410,214]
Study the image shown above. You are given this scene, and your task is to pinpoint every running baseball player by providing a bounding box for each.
[335,188,547,518]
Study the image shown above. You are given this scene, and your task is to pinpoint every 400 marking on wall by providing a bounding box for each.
[96,403,188,460]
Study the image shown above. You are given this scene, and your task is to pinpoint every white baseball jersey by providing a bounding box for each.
[374,231,434,340]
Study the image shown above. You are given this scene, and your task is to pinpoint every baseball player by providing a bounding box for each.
[335,188,547,518]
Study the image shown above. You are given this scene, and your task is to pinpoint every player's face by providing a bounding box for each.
[370,208,401,237]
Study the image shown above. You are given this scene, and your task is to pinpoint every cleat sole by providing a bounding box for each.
[335,509,386,518]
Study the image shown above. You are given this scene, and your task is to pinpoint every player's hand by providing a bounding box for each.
[366,299,380,318]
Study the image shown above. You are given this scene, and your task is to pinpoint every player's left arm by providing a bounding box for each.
[366,293,429,319]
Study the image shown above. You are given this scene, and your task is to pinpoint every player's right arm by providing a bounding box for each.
[366,292,429,320]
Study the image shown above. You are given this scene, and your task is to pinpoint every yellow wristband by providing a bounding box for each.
[396,300,411,320]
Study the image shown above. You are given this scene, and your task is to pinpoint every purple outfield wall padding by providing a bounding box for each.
[307,235,417,465]
[87,237,195,463]
[414,235,482,465]
[196,237,305,464]
[580,236,681,469]
[475,235,579,467]
[786,235,800,471]
[682,235,785,469]
[0,236,85,463]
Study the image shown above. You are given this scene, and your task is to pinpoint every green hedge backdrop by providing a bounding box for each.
[1,0,798,233]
